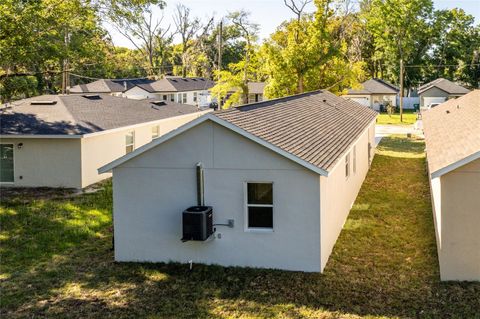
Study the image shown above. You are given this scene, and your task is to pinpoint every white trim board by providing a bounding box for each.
[98,113,329,176]
[430,150,480,179]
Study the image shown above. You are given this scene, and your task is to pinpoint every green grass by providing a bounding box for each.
[376,111,418,125]
[1,136,479,318]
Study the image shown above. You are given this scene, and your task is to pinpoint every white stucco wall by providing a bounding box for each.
[80,111,211,188]
[0,138,82,188]
[112,121,323,272]
[319,120,376,270]
[124,86,211,106]
[433,158,480,281]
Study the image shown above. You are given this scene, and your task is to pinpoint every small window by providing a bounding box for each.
[193,92,197,102]
[182,93,187,104]
[353,146,357,174]
[151,125,160,139]
[125,131,135,154]
[0,144,14,183]
[177,93,182,103]
[345,153,350,178]
[246,182,273,229]
[170,94,175,102]
[162,95,167,101]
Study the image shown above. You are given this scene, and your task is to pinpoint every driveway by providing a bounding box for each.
[375,121,424,146]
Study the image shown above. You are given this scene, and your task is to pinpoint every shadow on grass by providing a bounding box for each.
[1,138,479,318]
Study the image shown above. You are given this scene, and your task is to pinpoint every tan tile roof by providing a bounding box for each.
[423,90,480,176]
[215,90,377,171]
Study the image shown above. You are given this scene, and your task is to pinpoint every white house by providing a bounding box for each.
[247,82,266,104]
[69,78,154,96]
[418,78,470,108]
[0,94,210,188]
[124,76,215,107]
[423,90,480,281]
[343,78,399,111]
[99,91,377,272]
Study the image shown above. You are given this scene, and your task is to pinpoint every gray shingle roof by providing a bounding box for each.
[347,78,399,95]
[70,79,155,93]
[0,94,203,135]
[215,90,377,171]
[423,90,480,176]
[418,78,470,95]
[135,77,215,93]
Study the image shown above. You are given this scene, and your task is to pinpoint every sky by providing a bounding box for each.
[107,0,480,49]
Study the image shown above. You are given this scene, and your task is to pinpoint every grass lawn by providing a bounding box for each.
[376,110,418,125]
[1,136,479,318]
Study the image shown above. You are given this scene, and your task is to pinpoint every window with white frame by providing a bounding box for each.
[0,144,14,183]
[246,182,273,229]
[151,125,160,139]
[125,131,135,154]
[345,153,350,178]
[170,94,175,102]
[353,146,357,174]
[177,93,182,103]
[182,93,187,104]
[193,92,198,102]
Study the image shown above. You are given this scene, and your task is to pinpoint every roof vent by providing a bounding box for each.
[446,110,450,114]
[199,78,205,81]
[192,78,197,81]
[82,94,102,100]
[30,100,57,105]
[182,78,188,82]
[171,79,177,82]
[151,101,167,109]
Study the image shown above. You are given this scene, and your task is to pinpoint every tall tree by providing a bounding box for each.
[173,4,201,77]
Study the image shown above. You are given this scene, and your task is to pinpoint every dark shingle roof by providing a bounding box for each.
[423,90,480,176]
[418,78,470,95]
[70,79,155,93]
[134,77,215,93]
[347,78,399,95]
[215,90,377,171]
[0,94,203,135]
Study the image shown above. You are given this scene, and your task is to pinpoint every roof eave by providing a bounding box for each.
[430,150,480,179]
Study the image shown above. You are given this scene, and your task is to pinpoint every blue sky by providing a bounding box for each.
[108,0,480,48]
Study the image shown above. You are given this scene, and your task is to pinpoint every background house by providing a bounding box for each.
[418,78,470,108]
[123,77,215,107]
[0,94,211,188]
[343,78,399,111]
[423,90,480,281]
[69,78,154,96]
[99,91,377,272]
[247,82,266,103]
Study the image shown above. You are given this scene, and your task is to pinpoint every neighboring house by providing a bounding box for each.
[423,90,480,281]
[124,77,215,107]
[418,78,470,108]
[0,94,211,188]
[99,91,377,272]
[343,78,399,111]
[69,78,154,96]
[247,82,266,104]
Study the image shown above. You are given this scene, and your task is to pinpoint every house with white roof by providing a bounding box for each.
[99,90,377,272]
[124,76,215,107]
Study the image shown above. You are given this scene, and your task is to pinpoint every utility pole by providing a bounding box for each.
[399,58,404,123]
[62,28,69,95]
[217,20,223,109]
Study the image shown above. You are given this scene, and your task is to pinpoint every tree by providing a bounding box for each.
[261,0,365,98]
[109,2,175,76]
[173,4,201,77]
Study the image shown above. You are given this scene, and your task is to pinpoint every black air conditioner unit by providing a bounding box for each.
[182,206,213,241]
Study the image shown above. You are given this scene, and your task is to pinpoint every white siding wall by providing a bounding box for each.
[124,87,211,106]
[0,138,82,188]
[112,121,322,272]
[319,120,376,270]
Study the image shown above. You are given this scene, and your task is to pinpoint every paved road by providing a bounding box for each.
[375,122,424,146]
